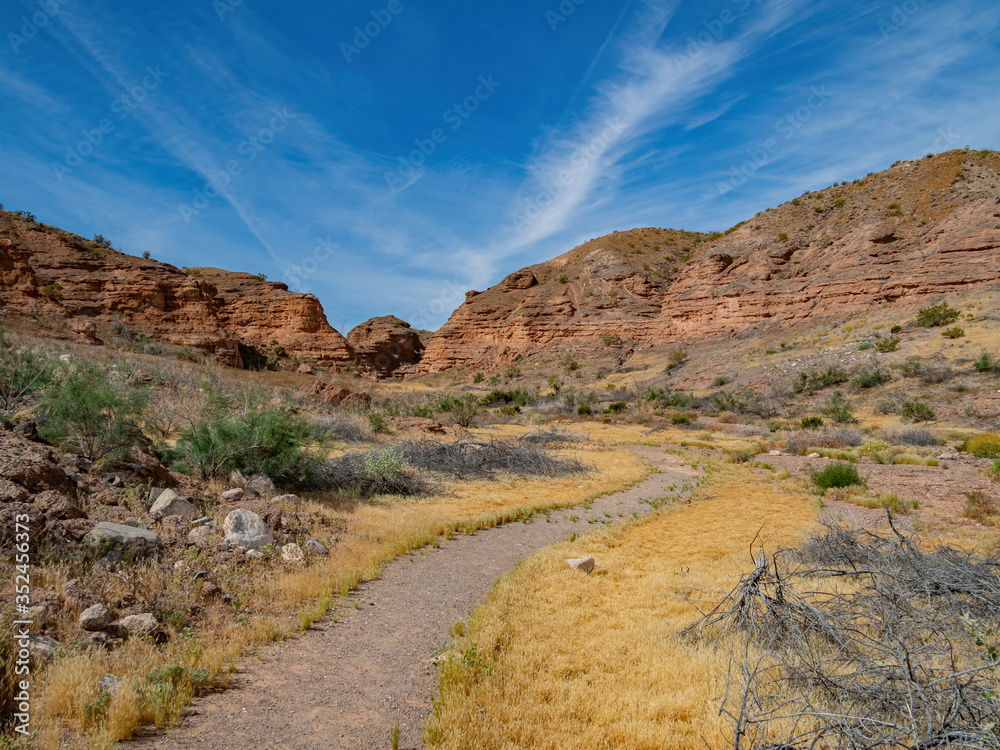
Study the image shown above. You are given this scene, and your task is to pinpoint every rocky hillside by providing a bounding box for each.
[0,213,353,369]
[421,149,1000,372]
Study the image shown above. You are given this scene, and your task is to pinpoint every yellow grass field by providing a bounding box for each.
[425,465,819,750]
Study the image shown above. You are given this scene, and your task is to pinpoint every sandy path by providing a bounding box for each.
[130,446,697,750]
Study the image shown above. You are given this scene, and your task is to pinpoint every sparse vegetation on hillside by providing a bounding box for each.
[916,301,962,328]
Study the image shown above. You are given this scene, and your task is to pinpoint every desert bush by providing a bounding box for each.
[800,416,824,430]
[319,446,428,498]
[883,426,938,447]
[314,413,371,443]
[875,335,901,353]
[396,437,587,479]
[824,427,864,448]
[666,348,688,370]
[963,491,998,521]
[40,360,149,464]
[604,401,627,415]
[41,282,63,302]
[859,440,891,459]
[171,390,322,487]
[851,361,891,389]
[792,366,850,395]
[480,389,531,407]
[965,433,1000,459]
[942,326,965,339]
[671,415,691,426]
[783,433,816,455]
[520,428,586,446]
[857,342,875,351]
[973,352,1000,374]
[447,395,480,428]
[988,460,1000,481]
[736,424,770,438]
[0,328,53,411]
[900,399,936,423]
[920,362,954,384]
[821,390,854,423]
[811,462,866,491]
[916,301,962,327]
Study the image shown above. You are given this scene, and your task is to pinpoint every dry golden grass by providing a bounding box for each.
[31,434,648,748]
[425,466,818,750]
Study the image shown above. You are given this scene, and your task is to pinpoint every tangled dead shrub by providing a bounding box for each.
[397,437,589,479]
[684,518,1000,749]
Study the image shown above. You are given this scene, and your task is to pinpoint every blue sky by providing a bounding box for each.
[2,0,998,332]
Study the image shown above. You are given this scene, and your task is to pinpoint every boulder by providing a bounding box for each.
[391,417,446,434]
[221,487,244,502]
[84,522,161,549]
[35,490,87,520]
[566,557,595,573]
[112,613,159,638]
[28,634,65,664]
[223,509,274,550]
[274,494,301,506]
[79,604,112,631]
[346,316,425,376]
[245,474,276,498]
[281,543,305,564]
[149,490,200,522]
[98,674,121,694]
[187,526,217,549]
[304,539,329,556]
[0,478,29,503]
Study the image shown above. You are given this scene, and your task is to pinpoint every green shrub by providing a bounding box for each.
[942,327,965,339]
[498,405,520,417]
[448,395,480,428]
[851,362,891,390]
[876,336,901,353]
[40,361,149,464]
[973,352,1000,374]
[793,366,849,395]
[962,491,997,521]
[172,390,323,487]
[890,325,903,334]
[558,274,569,283]
[713,376,728,387]
[0,328,53,411]
[41,282,63,302]
[480,389,531,407]
[915,302,961,328]
[671,415,691,426]
[900,400,935,423]
[604,401,628,415]
[988,460,1000,481]
[577,404,593,416]
[811,462,866,491]
[965,434,1000,459]
[857,342,875,351]
[472,372,485,384]
[821,391,854,423]
[667,349,689,369]
[801,416,824,430]
[859,440,891,459]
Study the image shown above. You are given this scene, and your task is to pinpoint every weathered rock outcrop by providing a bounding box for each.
[347,315,425,376]
[0,216,353,368]
[420,150,1000,371]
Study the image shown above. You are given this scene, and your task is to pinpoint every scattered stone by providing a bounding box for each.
[187,527,217,549]
[304,539,329,556]
[245,549,265,560]
[86,631,124,651]
[808,453,822,459]
[28,634,65,664]
[105,475,125,488]
[391,417,446,434]
[35,490,87,520]
[281,543,305,564]
[566,557,595,573]
[24,604,53,632]
[98,674,122,694]
[79,604,112,631]
[84,522,160,549]
[113,613,159,638]
[13,421,37,439]
[223,509,274,550]
[94,550,124,571]
[200,582,222,601]
[148,486,167,504]
[221,488,244,501]
[453,425,472,438]
[769,450,782,456]
[245,474,276,498]
[274,494,301,505]
[297,363,313,375]
[149,490,200,522]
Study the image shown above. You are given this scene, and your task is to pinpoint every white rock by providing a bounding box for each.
[769,450,782,456]
[187,526,217,549]
[223,509,274,550]
[79,604,112,631]
[566,557,595,573]
[245,549,265,560]
[281,543,305,564]
[274,494,301,505]
[808,453,822,458]
[84,522,160,548]
[149,490,200,522]
[221,488,244,501]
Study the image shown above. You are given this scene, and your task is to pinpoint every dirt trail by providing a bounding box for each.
[130,446,698,750]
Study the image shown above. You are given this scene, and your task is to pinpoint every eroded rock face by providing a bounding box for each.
[347,316,425,377]
[0,215,354,369]
[420,150,1000,371]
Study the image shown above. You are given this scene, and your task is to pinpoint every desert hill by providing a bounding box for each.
[0,213,355,369]
[420,149,1000,372]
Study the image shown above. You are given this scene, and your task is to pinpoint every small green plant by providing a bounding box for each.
[498,405,520,417]
[963,491,998,521]
[886,203,902,216]
[503,364,522,381]
[776,233,788,242]
[0,329,53,411]
[973,352,1000,374]
[558,274,569,283]
[965,434,1000,459]
[714,376,728,387]
[821,391,854,423]
[857,342,875,351]
[604,401,628,415]
[900,400,936,423]
[667,348,689,370]
[671,415,691,426]
[916,302,961,328]
[811,462,866,492]
[368,412,389,434]
[577,403,593,416]
[801,416,824,430]
[40,282,63,302]
[890,324,903,334]
[859,440,891,463]
[851,362,891,390]
[390,723,402,750]
[252,272,267,281]
[601,332,621,347]
[141,250,152,259]
[472,372,485,384]
[942,326,965,339]
[876,336,901,353]
[92,233,112,248]
[988,460,1000,481]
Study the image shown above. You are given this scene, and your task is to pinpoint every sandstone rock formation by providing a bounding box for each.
[420,150,1000,371]
[347,315,425,377]
[0,215,353,369]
